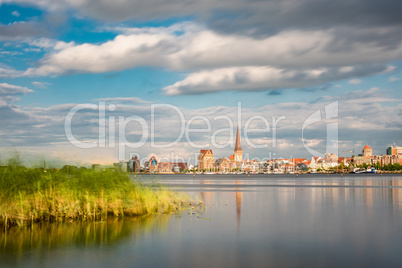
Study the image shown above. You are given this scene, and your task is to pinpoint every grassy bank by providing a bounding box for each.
[0,166,191,228]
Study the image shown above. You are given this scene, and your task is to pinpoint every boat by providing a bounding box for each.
[353,168,366,174]
[366,168,376,173]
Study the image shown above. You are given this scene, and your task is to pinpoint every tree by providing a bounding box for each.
[61,165,79,174]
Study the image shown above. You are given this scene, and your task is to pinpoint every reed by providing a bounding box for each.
[0,166,191,229]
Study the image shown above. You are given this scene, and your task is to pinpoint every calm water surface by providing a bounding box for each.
[2,174,402,267]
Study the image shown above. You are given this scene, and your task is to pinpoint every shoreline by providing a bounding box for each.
[0,167,193,229]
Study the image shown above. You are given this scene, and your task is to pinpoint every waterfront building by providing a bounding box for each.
[381,155,402,165]
[297,162,308,171]
[387,146,402,156]
[198,149,215,171]
[309,156,322,170]
[128,155,140,172]
[337,157,351,167]
[362,145,373,157]
[148,155,158,173]
[353,156,365,166]
[188,164,195,171]
[228,154,234,165]
[324,153,338,163]
[214,157,230,173]
[158,162,173,173]
[172,162,188,173]
[290,158,307,165]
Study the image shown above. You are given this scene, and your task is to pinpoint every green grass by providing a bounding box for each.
[0,166,192,229]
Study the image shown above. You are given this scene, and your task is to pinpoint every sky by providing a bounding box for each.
[0,0,401,167]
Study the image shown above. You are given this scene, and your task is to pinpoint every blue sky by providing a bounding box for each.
[0,0,401,166]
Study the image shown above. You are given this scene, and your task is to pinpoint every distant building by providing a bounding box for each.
[324,153,338,163]
[353,156,365,166]
[228,154,234,165]
[297,162,308,171]
[158,162,173,173]
[214,157,230,173]
[188,164,195,171]
[290,158,307,165]
[338,157,351,167]
[362,145,372,157]
[387,146,402,156]
[381,155,402,165]
[146,156,158,173]
[198,149,214,171]
[128,155,140,172]
[309,156,322,170]
[172,162,188,173]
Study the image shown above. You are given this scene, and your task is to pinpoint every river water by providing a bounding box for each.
[2,174,402,267]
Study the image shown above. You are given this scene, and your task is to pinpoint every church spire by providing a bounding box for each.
[234,126,243,162]
[235,126,242,151]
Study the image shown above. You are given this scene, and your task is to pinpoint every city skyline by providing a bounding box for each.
[0,1,402,166]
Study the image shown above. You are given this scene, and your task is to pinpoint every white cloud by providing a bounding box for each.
[0,83,34,105]
[20,23,402,94]
[30,38,76,50]
[389,76,400,82]
[163,66,328,95]
[26,24,402,75]
[163,65,391,95]
[0,83,33,95]
[95,97,151,104]
[32,81,52,88]
[0,67,22,78]
[11,11,20,17]
[349,79,362,85]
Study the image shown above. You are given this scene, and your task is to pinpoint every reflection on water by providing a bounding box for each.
[235,181,242,230]
[200,179,243,230]
[2,174,402,267]
[0,215,173,267]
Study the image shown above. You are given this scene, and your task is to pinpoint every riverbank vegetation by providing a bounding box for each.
[0,163,192,229]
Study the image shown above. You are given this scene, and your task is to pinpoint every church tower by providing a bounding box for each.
[234,126,243,162]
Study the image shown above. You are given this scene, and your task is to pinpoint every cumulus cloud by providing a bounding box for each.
[21,23,402,94]
[163,65,390,95]
[29,38,76,50]
[5,0,402,34]
[3,1,402,95]
[0,83,34,105]
[24,24,402,74]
